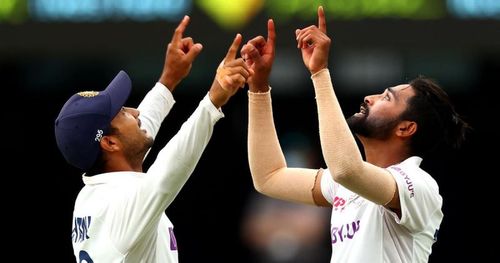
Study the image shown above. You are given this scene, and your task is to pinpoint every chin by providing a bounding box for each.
[145,137,154,149]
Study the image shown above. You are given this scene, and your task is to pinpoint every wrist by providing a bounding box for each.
[310,67,329,77]
[159,74,178,92]
[248,80,270,93]
[208,79,229,108]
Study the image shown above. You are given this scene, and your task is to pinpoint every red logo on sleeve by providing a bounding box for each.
[333,196,346,211]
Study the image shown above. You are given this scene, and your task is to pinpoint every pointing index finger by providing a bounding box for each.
[318,6,327,33]
[172,16,190,45]
[224,33,242,62]
[267,19,276,48]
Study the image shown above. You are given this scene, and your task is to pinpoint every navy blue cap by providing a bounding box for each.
[55,70,132,170]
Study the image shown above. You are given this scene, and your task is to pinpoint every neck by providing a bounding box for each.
[106,162,143,173]
[358,136,410,168]
[103,154,144,173]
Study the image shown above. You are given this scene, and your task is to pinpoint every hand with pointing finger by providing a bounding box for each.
[209,34,253,108]
[240,19,276,93]
[295,6,331,75]
[160,15,203,92]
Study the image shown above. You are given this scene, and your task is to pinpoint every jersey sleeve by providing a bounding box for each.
[108,93,224,252]
[386,161,443,233]
[320,168,338,205]
[137,82,175,140]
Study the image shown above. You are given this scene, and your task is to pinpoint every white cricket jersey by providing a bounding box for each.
[71,83,224,262]
[321,156,443,263]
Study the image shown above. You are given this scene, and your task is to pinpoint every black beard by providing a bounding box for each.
[347,113,400,140]
[122,136,154,166]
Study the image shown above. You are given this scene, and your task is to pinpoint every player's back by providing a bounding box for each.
[71,175,125,262]
[71,172,179,263]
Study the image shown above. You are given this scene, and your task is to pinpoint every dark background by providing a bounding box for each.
[3,2,497,262]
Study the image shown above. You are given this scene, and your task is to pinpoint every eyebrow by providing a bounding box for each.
[386,87,398,101]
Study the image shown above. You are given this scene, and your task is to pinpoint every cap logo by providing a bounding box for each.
[78,91,100,98]
[95,129,104,142]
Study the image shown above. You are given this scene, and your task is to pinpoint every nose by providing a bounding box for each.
[124,107,140,118]
[364,95,374,106]
[131,108,140,119]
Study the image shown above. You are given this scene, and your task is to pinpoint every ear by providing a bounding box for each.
[99,135,121,153]
[396,121,417,138]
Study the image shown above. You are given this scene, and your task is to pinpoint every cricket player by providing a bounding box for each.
[243,6,469,262]
[55,16,251,262]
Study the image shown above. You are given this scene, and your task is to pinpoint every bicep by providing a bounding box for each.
[255,167,323,206]
[338,162,398,207]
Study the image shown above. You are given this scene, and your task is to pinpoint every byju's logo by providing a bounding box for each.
[390,167,415,198]
[331,220,360,245]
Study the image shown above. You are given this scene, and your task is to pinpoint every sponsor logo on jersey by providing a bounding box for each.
[390,166,415,198]
[331,220,361,245]
[332,196,347,211]
[169,227,177,250]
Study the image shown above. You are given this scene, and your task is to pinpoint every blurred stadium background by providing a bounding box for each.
[2,0,497,262]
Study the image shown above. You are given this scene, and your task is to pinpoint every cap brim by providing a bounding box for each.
[102,70,132,119]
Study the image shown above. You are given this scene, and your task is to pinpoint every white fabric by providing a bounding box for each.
[71,85,224,263]
[138,82,176,139]
[321,156,443,263]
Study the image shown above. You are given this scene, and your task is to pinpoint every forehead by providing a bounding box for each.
[393,84,411,91]
[391,84,415,99]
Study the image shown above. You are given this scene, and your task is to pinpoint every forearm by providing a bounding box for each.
[110,95,220,251]
[248,90,317,205]
[312,69,364,179]
[147,93,223,198]
[313,69,395,204]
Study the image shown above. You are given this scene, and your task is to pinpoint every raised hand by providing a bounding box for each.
[209,34,252,108]
[295,6,330,74]
[160,15,203,91]
[240,19,276,92]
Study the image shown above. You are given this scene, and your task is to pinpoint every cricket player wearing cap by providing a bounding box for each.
[55,16,252,262]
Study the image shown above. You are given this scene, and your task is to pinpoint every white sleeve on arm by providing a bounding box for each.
[109,93,223,251]
[320,169,337,204]
[248,90,319,205]
[312,69,396,205]
[137,82,175,139]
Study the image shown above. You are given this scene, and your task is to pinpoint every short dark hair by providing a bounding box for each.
[401,76,470,156]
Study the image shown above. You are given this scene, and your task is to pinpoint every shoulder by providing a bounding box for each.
[388,157,439,192]
[387,157,442,209]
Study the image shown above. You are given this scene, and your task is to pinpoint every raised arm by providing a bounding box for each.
[147,32,250,205]
[298,6,397,206]
[138,15,203,139]
[109,33,251,251]
[159,15,203,92]
[244,20,322,206]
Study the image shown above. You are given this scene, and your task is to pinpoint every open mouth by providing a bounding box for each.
[359,103,368,115]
